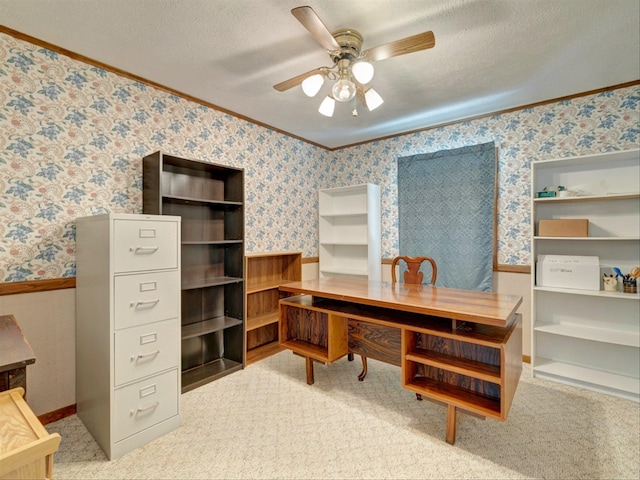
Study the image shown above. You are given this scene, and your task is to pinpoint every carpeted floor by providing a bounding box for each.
[48,351,639,479]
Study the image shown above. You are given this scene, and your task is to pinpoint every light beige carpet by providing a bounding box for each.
[49,351,639,479]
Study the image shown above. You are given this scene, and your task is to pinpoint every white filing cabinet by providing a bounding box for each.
[75,213,181,459]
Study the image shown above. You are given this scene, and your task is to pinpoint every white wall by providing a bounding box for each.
[0,289,76,416]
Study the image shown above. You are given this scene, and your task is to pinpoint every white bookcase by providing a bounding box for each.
[531,149,640,402]
[318,184,381,280]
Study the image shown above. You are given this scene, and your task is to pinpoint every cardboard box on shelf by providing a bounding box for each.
[538,219,589,237]
[536,255,600,291]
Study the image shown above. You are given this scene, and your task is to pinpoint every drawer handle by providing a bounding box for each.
[130,246,159,254]
[130,401,159,417]
[131,350,160,362]
[130,299,160,309]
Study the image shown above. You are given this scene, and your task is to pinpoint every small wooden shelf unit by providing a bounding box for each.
[245,252,302,364]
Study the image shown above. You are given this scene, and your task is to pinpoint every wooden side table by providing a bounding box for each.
[0,387,61,479]
[0,315,36,397]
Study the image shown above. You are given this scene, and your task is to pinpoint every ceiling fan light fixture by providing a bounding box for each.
[364,88,384,111]
[352,61,374,84]
[318,95,336,117]
[331,78,356,102]
[301,73,324,97]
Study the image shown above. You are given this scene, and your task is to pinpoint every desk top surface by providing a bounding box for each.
[0,315,36,372]
[280,277,522,327]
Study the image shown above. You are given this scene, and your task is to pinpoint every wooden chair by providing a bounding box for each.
[391,255,437,285]
[357,256,438,393]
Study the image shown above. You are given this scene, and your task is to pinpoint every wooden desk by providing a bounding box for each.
[278,277,522,444]
[0,315,36,397]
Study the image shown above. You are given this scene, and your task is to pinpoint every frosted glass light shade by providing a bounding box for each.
[364,88,384,111]
[301,74,324,97]
[352,61,374,84]
[331,78,356,102]
[318,96,336,117]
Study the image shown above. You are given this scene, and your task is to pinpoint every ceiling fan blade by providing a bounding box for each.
[273,67,326,92]
[362,31,435,62]
[291,6,340,52]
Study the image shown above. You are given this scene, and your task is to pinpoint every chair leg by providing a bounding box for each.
[358,355,368,381]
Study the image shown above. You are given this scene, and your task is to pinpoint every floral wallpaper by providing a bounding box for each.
[332,89,639,265]
[0,31,638,282]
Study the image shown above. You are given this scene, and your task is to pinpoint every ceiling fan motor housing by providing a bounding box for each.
[330,29,363,64]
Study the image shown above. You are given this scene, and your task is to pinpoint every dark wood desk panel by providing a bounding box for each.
[278,277,523,445]
[0,315,36,396]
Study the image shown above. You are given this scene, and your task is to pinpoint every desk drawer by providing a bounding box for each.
[114,271,179,330]
[114,369,178,442]
[348,320,401,367]
[114,319,179,386]
[114,219,178,273]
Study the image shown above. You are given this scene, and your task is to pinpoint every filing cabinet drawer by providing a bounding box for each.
[114,271,179,330]
[114,369,179,442]
[114,219,178,273]
[114,319,179,386]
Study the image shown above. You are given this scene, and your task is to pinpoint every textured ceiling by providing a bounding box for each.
[1,0,638,149]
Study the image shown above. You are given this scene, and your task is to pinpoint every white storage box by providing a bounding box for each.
[536,255,600,291]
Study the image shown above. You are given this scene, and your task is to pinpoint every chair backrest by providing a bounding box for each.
[391,256,437,285]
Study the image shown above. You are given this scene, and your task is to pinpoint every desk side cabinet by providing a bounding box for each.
[76,213,181,460]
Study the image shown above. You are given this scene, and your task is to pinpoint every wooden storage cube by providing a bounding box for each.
[279,298,349,362]
[0,388,61,480]
[281,306,329,351]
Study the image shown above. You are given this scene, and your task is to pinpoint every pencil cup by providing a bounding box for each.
[603,277,618,292]
[623,278,637,294]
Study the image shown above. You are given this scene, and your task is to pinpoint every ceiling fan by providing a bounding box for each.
[273,6,436,117]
